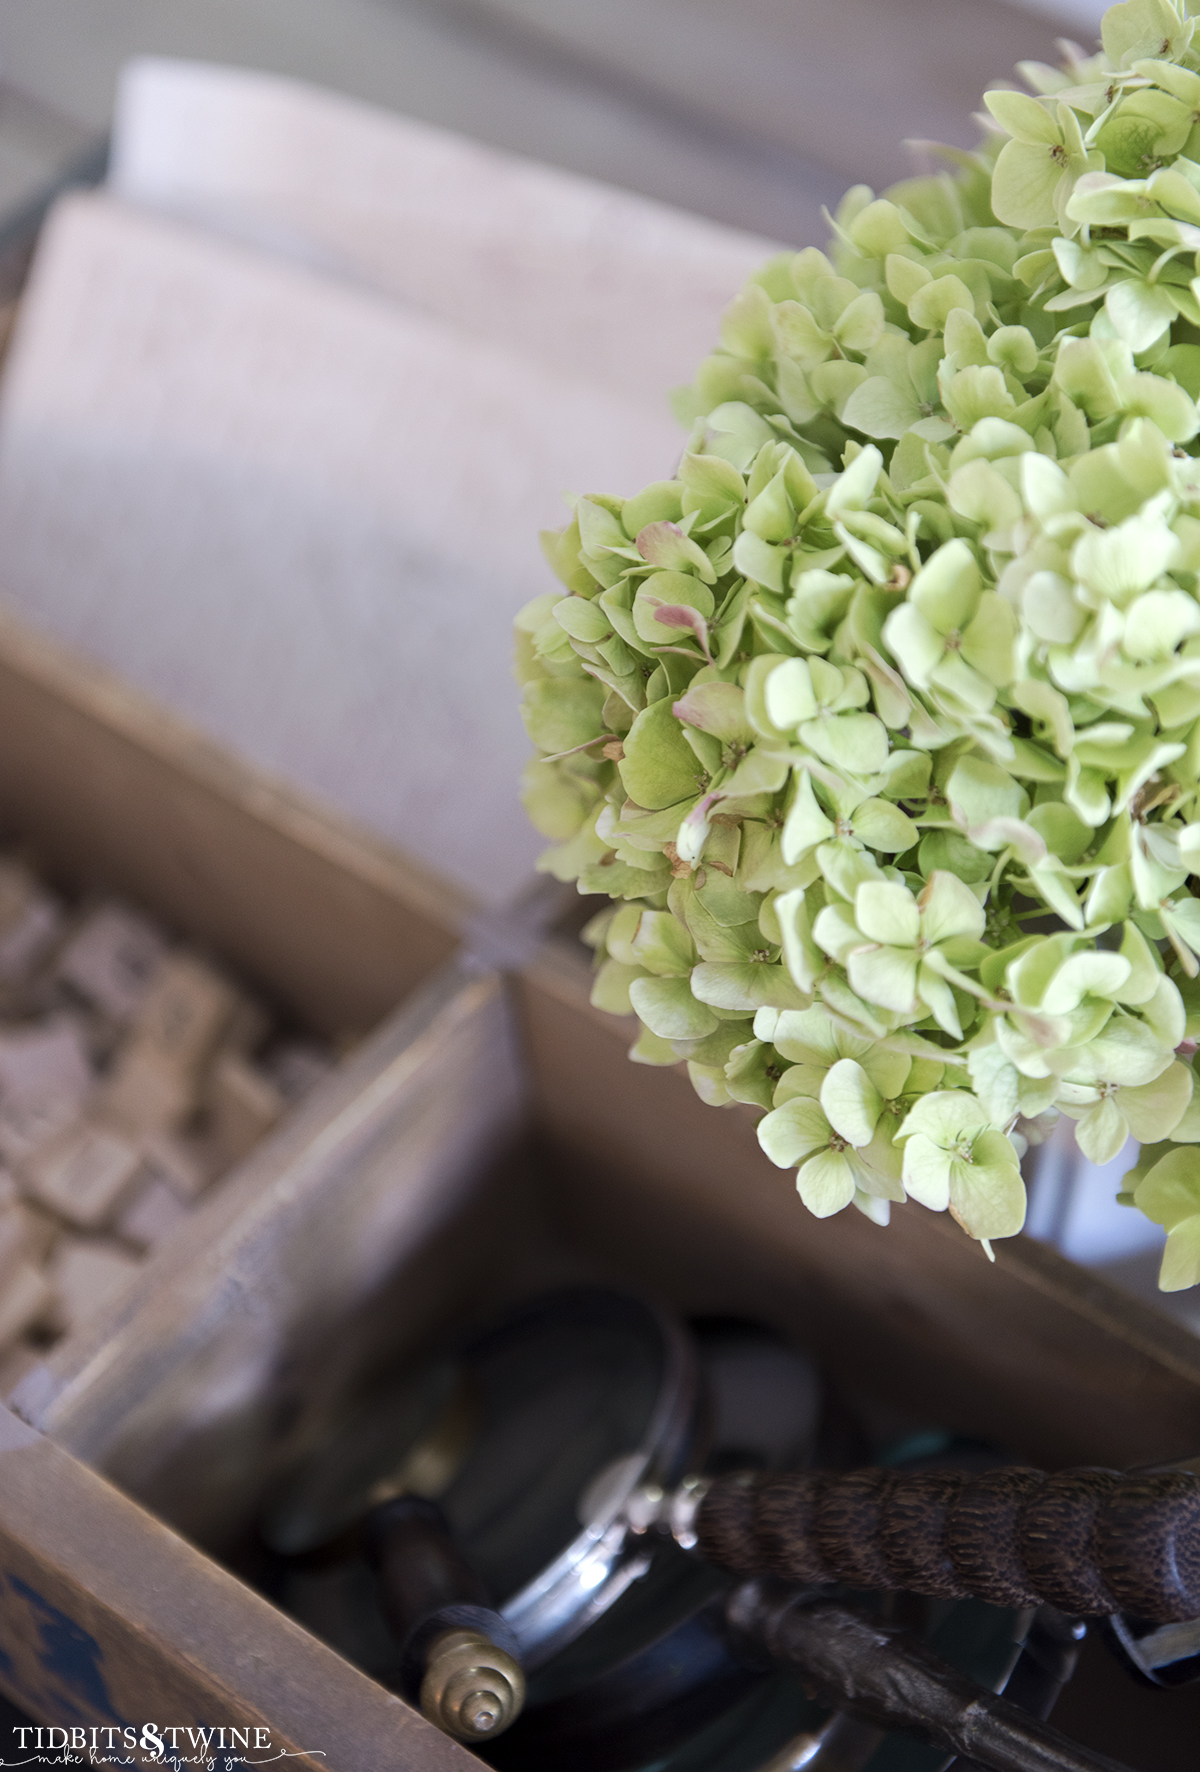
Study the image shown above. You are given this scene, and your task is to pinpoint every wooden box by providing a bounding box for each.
[0,587,1199,1767]
[0,600,474,1036]
[5,916,1200,1765]
[0,600,494,1765]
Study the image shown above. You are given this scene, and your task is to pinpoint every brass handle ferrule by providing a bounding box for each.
[419,1626,526,1743]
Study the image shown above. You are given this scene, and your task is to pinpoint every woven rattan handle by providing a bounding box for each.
[697,1466,1200,1623]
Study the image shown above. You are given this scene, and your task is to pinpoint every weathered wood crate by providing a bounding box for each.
[0,603,490,1763]
[3,884,1200,1763]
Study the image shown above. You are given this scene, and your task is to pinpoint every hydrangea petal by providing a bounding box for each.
[1075,1095,1131,1165]
[851,799,918,853]
[918,871,987,945]
[820,1058,884,1147]
[796,1148,859,1218]
[1106,278,1179,354]
[909,538,981,632]
[898,1090,988,1145]
[985,88,1063,145]
[847,944,920,1013]
[691,961,809,1012]
[856,880,921,946]
[629,975,719,1041]
[882,602,944,685]
[591,959,648,1017]
[948,1151,1026,1240]
[916,963,963,1040]
[901,1135,954,1210]
[991,139,1065,229]
[765,658,819,730]
[1161,1215,1200,1291]
[771,1006,842,1066]
[841,376,923,439]
[1040,951,1133,1015]
[619,699,705,810]
[673,682,754,743]
[632,911,697,978]
[1120,1060,1194,1143]
[758,1096,832,1168]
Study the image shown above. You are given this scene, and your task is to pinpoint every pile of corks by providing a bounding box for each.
[0,858,332,1394]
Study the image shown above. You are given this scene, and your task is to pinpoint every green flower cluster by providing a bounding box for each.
[516,0,1200,1290]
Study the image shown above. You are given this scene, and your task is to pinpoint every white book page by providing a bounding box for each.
[109,57,779,409]
[0,192,691,907]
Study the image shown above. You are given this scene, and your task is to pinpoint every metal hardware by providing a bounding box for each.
[419,1626,526,1743]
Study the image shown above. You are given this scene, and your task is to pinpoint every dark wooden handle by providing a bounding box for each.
[365,1493,491,1641]
[364,1496,525,1739]
[364,1493,520,1684]
[698,1466,1200,1623]
[728,1583,1136,1772]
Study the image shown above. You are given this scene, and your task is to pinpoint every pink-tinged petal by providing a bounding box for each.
[636,521,715,582]
[672,682,753,742]
[642,598,714,664]
[676,792,725,866]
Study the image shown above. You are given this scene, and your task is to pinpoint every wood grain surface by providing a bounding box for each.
[513,939,1200,1472]
[0,598,466,1034]
[0,1406,478,1770]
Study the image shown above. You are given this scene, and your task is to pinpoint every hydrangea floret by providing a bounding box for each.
[515,0,1200,1291]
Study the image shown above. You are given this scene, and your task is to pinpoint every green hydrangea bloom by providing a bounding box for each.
[517,0,1200,1289]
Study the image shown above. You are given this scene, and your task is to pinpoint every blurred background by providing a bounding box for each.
[0,0,1113,254]
[0,0,1187,1330]
[0,0,1120,909]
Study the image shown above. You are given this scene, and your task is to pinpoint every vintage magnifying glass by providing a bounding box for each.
[264,1291,1142,1770]
[485,1436,1086,1772]
[486,1578,1085,1772]
[261,1288,701,1740]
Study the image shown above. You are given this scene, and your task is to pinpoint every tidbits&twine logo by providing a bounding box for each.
[2,1724,324,1768]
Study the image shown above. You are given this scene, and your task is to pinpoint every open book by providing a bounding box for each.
[0,61,774,907]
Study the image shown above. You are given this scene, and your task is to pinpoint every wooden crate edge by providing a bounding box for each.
[0,593,478,941]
